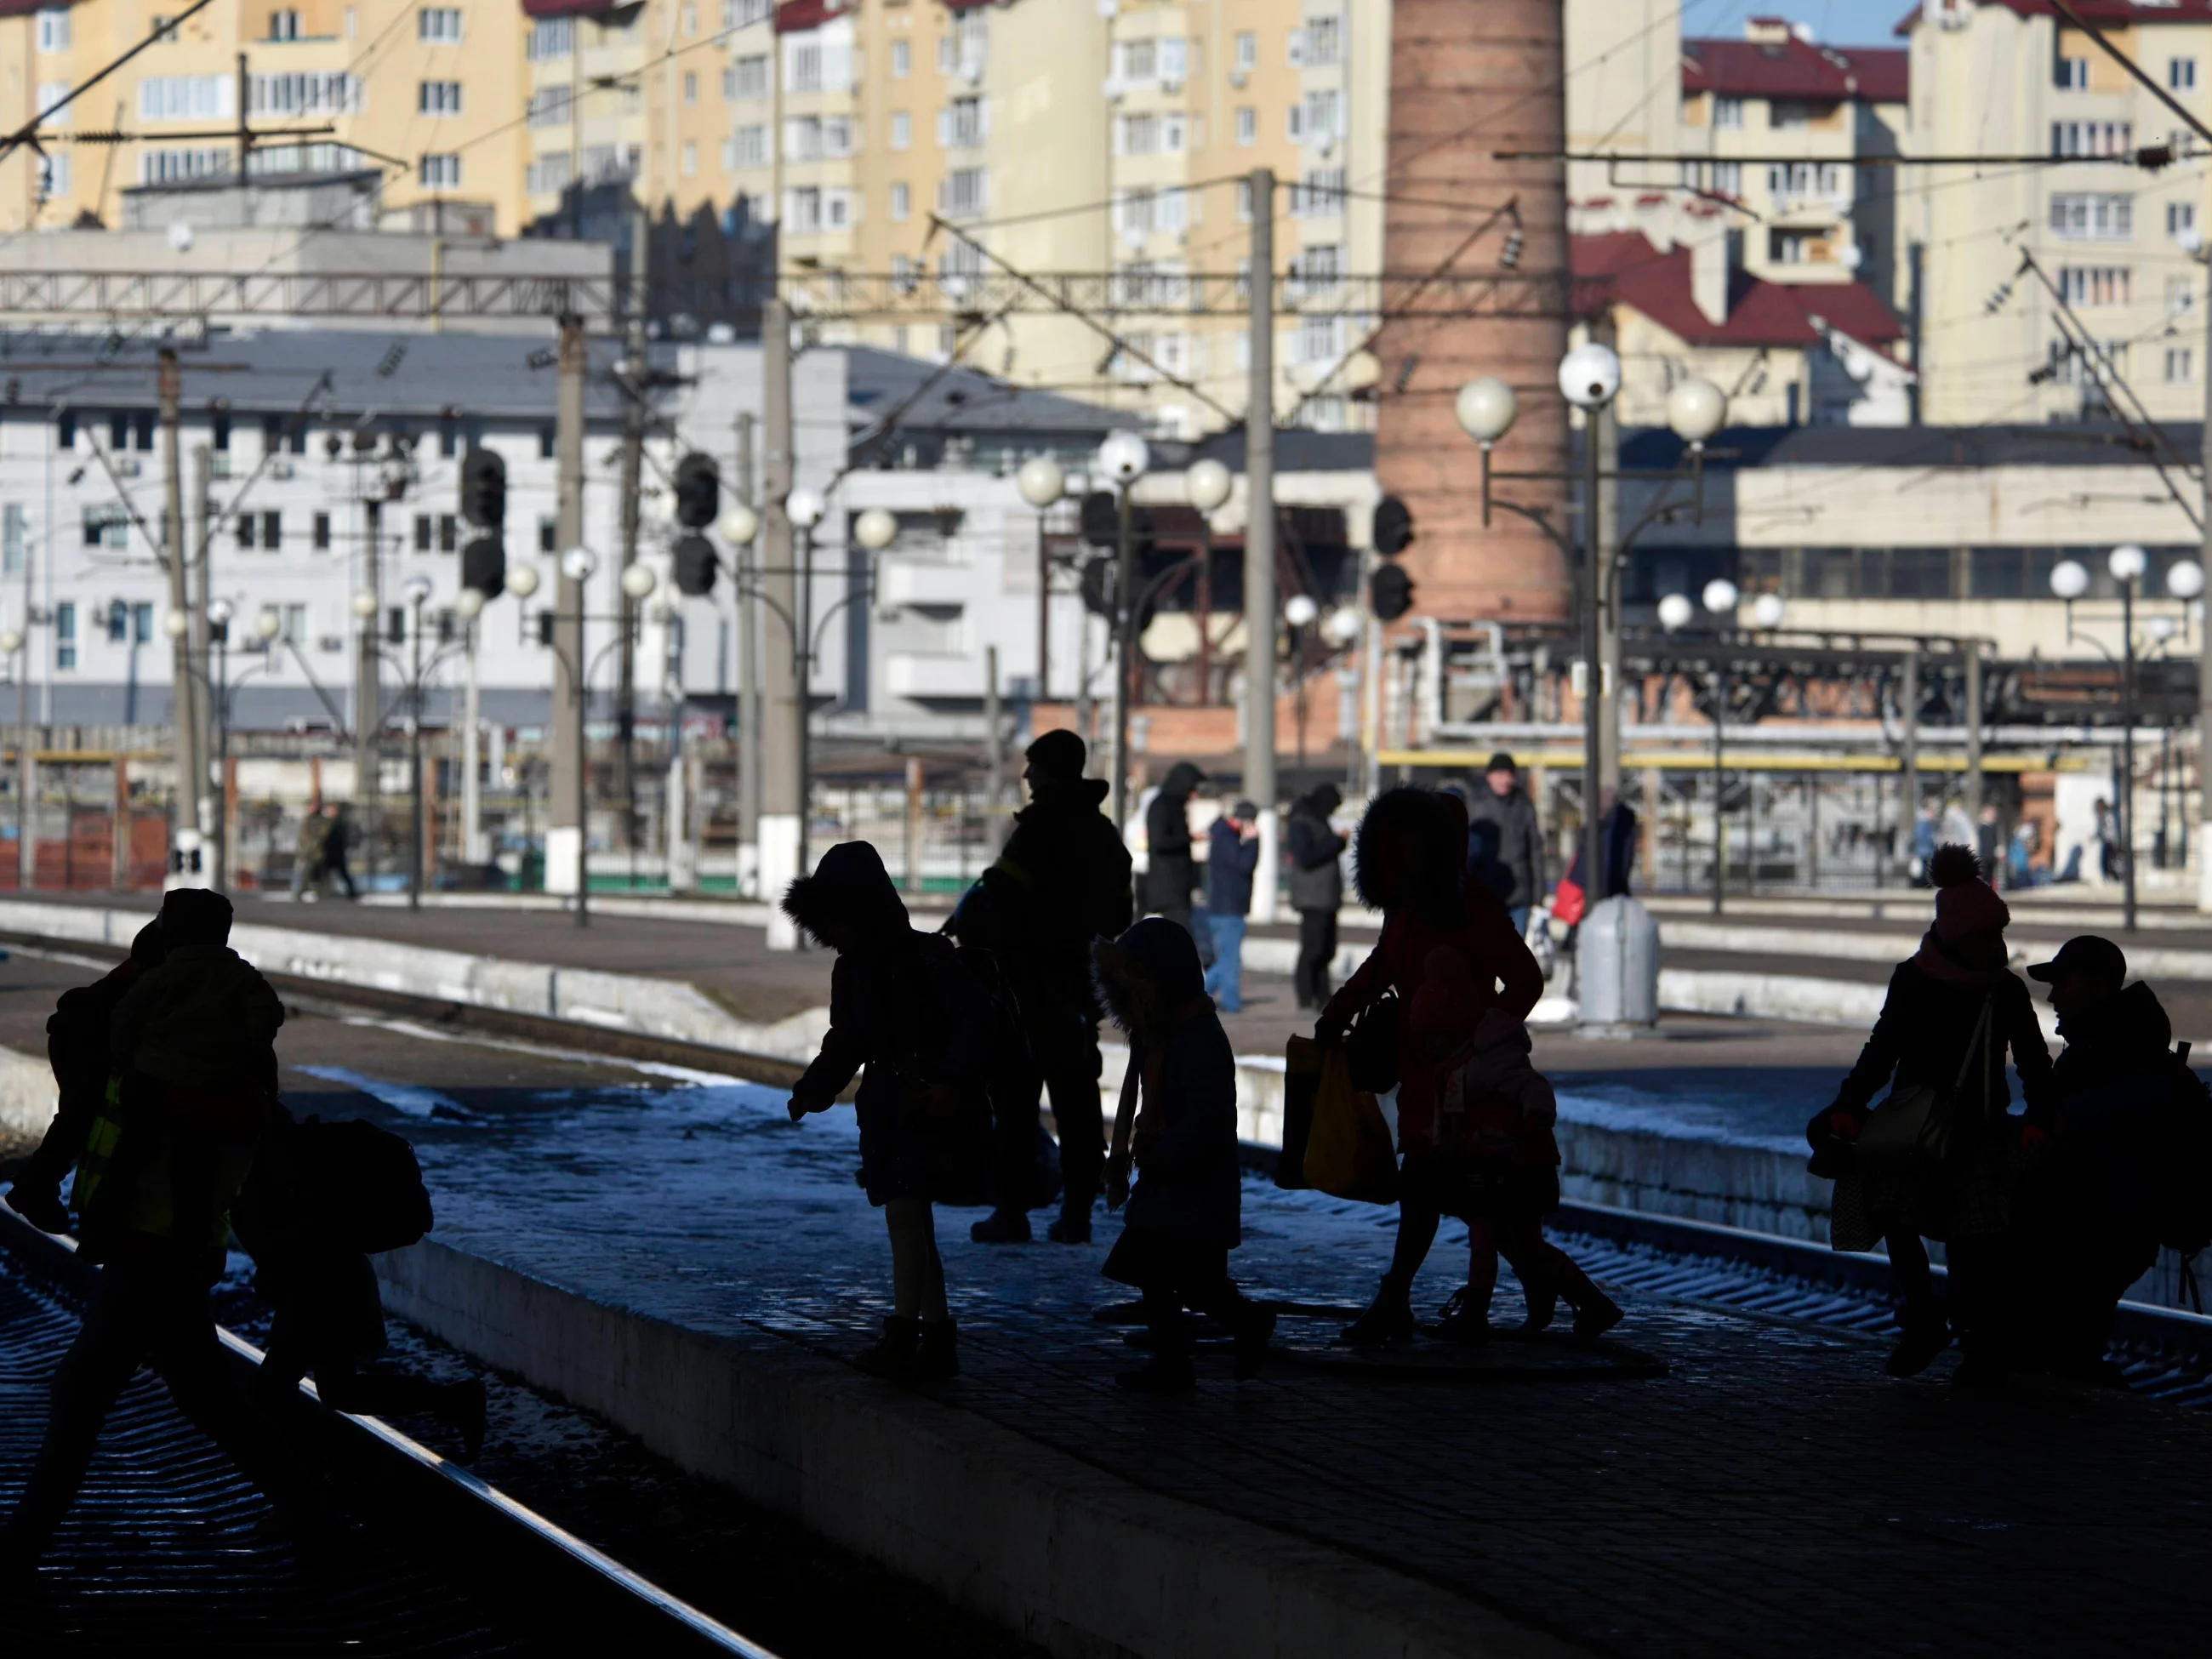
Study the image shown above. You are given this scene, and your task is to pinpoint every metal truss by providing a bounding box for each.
[0,271,618,328]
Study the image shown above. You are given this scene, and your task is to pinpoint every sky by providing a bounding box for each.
[1683,0,1916,48]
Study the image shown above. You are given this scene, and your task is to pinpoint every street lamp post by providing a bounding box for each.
[1017,457,1067,705]
[1097,432,1150,829]
[2,626,24,891]
[401,575,434,910]
[1700,579,1740,912]
[784,487,825,878]
[1284,593,1320,776]
[2111,543,2148,932]
[1184,458,1233,715]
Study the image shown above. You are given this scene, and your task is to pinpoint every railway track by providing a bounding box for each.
[0,1209,778,1658]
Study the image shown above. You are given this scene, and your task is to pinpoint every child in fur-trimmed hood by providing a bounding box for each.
[1095,917,1274,1393]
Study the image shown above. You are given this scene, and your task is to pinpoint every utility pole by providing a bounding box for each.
[759,299,802,949]
[1593,313,1622,813]
[616,306,647,857]
[1244,165,1280,924]
[461,619,484,865]
[550,312,588,904]
[2199,286,2212,912]
[1901,647,1919,883]
[733,409,760,875]
[356,497,383,885]
[189,442,213,839]
[1964,647,1985,833]
[983,642,1004,851]
[235,52,251,179]
[157,349,202,869]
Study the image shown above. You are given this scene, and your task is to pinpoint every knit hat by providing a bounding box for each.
[1025,728,1086,783]
[1930,844,2009,943]
[159,888,233,948]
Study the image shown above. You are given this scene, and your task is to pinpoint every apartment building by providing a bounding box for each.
[1907,0,2212,426]
[0,0,533,234]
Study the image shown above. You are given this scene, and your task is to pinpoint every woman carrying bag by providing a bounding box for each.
[1812,845,2052,1384]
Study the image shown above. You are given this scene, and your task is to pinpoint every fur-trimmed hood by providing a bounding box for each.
[1091,916,1205,1035]
[1156,761,1203,800]
[1353,787,1468,921]
[781,841,910,946]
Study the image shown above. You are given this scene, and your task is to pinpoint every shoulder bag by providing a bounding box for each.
[1856,995,1993,1165]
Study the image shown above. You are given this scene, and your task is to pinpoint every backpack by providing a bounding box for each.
[291,1115,435,1254]
[2151,1044,2212,1263]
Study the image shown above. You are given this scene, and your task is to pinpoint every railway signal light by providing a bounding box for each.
[1370,563,1414,623]
[460,448,506,528]
[673,533,717,597]
[675,453,720,529]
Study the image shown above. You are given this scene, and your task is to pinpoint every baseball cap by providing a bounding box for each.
[2025,935,2127,987]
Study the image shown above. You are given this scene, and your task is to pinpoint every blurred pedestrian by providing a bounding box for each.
[1320,789,1557,1348]
[2006,818,2038,889]
[1287,784,1347,1011]
[1097,917,1273,1393]
[1202,799,1259,1014]
[1975,803,2003,881]
[1,891,293,1573]
[322,803,359,900]
[1464,752,1543,933]
[290,807,331,900]
[1140,761,1204,940]
[963,729,1132,1246]
[784,842,995,1382]
[1812,846,2051,1385]
[1910,801,1939,885]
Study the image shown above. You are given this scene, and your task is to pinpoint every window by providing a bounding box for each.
[723,0,769,25]
[527,151,573,194]
[1235,107,1257,147]
[2169,274,2198,312]
[1160,37,1187,83]
[681,3,696,35]
[55,602,74,671]
[944,95,984,147]
[1768,229,1817,264]
[281,603,307,645]
[941,167,987,219]
[1713,95,1744,128]
[1290,167,1345,217]
[2167,345,2195,384]
[2056,55,2089,90]
[733,54,768,97]
[892,39,910,77]
[1302,88,1340,147]
[2050,191,2134,240]
[539,515,556,552]
[788,40,823,93]
[38,151,71,202]
[890,180,910,220]
[539,426,556,459]
[2057,265,2131,306]
[528,18,573,60]
[527,85,570,126]
[313,510,331,550]
[1770,99,1827,128]
[418,80,463,116]
[140,147,229,184]
[2051,120,2133,157]
[140,76,234,121]
[682,140,698,176]
[35,82,69,126]
[83,507,129,550]
[683,71,698,105]
[889,110,910,151]
[786,185,821,231]
[268,9,301,40]
[35,9,68,53]
[2171,201,2197,238]
[419,153,460,188]
[151,13,180,42]
[2,505,25,576]
[1234,31,1256,71]
[2174,58,2199,92]
[1305,14,1341,65]
[730,125,767,168]
[419,6,461,43]
[1118,113,1159,156]
[252,72,363,114]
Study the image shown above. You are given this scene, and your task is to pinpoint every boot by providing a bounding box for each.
[915,1320,960,1381]
[1434,1286,1492,1346]
[1046,1195,1092,1245]
[970,1209,1033,1245]
[1232,1303,1275,1382]
[1339,1274,1416,1349]
[1884,1301,1953,1378]
[855,1316,922,1379]
[1551,1257,1624,1342]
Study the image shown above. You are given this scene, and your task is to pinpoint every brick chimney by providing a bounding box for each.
[1691,229,1735,326]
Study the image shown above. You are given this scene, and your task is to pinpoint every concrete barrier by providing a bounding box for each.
[374,1238,1582,1659]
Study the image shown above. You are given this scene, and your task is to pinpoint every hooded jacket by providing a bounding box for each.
[1323,789,1543,1122]
[1141,761,1205,911]
[979,772,1133,1008]
[1092,917,1240,1248]
[110,942,285,1095]
[785,842,995,1201]
[1465,780,1545,910]
[1286,787,1347,914]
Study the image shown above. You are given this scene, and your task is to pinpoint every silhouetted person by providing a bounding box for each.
[1561,785,1639,906]
[1097,917,1273,1392]
[1,891,291,1574]
[784,841,994,1381]
[1321,790,1574,1348]
[4,921,169,1234]
[1816,846,2051,1385]
[231,1106,487,1453]
[965,730,1132,1246]
[1201,799,1259,1015]
[323,803,359,899]
[1464,752,1543,933]
[2019,936,2176,1382]
[1287,784,1347,1011]
[1141,761,1205,939]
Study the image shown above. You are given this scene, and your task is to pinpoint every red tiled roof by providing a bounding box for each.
[1683,34,1908,102]
[1900,0,2212,30]
[519,0,616,18]
[0,0,76,11]
[1572,230,1904,348]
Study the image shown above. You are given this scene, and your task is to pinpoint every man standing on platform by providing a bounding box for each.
[1466,752,1544,935]
[968,731,1132,1246]
[1202,800,1259,1015]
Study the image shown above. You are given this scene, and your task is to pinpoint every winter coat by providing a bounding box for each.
[110,944,285,1095]
[1141,761,1203,912]
[1465,784,1545,909]
[1833,946,2052,1135]
[785,841,996,1206]
[1323,789,1544,1132]
[1205,816,1258,917]
[978,774,1132,1014]
[1437,1008,1560,1168]
[1286,792,1347,914]
[2040,979,2180,1245]
[1093,917,1241,1249]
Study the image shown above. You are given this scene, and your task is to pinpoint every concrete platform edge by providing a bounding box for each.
[373,1236,1591,1659]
